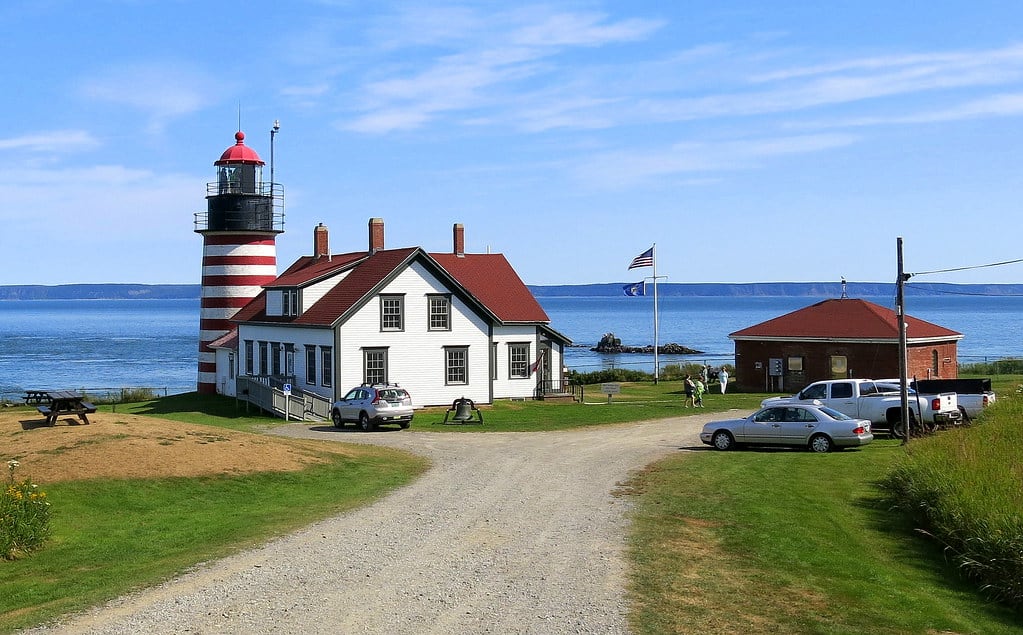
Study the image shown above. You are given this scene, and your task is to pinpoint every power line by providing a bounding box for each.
[910,257,1023,277]
[904,282,1023,297]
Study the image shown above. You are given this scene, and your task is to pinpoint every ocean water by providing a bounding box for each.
[1,295,1019,400]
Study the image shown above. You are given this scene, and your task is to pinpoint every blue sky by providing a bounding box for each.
[3,1,1022,286]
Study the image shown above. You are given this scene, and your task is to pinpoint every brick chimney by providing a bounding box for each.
[453,223,465,257]
[369,217,384,253]
[314,223,329,259]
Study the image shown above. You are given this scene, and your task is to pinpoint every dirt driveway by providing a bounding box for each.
[23,411,722,634]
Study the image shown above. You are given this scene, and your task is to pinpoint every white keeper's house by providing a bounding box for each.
[208,219,571,411]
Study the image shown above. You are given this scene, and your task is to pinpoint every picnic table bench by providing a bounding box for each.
[34,390,96,426]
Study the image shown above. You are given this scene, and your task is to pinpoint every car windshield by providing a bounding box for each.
[818,407,853,420]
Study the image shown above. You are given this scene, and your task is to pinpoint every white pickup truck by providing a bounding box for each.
[911,378,996,422]
[762,378,961,435]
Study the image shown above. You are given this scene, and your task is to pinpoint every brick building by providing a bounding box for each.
[729,298,962,392]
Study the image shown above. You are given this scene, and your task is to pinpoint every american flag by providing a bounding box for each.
[628,247,654,270]
[529,350,545,375]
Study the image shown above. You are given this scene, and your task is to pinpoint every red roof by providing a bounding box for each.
[215,131,264,166]
[431,253,549,323]
[232,248,550,327]
[729,298,962,341]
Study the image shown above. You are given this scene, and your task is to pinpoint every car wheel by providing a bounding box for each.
[711,430,734,451]
[359,412,373,431]
[399,420,411,430]
[809,434,832,453]
[331,410,344,428]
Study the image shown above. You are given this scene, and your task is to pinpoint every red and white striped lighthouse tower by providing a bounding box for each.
[194,130,284,394]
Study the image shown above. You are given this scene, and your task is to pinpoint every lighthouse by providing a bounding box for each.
[194,130,284,394]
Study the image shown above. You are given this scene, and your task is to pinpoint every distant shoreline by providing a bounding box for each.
[2,281,1022,300]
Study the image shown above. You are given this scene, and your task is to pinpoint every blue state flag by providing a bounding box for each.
[623,281,646,296]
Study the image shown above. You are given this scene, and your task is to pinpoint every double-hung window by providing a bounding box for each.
[244,340,254,375]
[446,347,468,385]
[428,295,451,331]
[380,295,404,331]
[305,347,317,385]
[509,343,529,378]
[258,341,268,375]
[364,348,388,385]
[321,347,333,387]
[271,342,281,375]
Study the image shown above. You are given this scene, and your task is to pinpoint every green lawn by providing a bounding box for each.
[625,437,1023,633]
[0,434,426,633]
[4,380,1022,633]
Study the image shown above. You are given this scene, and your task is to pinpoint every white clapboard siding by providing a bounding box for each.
[337,261,491,406]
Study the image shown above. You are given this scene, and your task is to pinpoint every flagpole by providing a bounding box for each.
[652,244,659,384]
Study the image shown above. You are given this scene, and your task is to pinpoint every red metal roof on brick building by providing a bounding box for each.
[729,298,962,341]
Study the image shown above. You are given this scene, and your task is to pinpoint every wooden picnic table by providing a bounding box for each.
[35,390,96,426]
[23,389,51,405]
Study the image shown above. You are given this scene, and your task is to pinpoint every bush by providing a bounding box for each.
[879,397,1023,609]
[1,460,52,560]
[567,368,651,384]
[959,358,1023,375]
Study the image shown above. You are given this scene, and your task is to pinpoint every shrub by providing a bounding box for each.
[959,358,1023,375]
[879,397,1023,609]
[567,368,652,384]
[1,460,52,560]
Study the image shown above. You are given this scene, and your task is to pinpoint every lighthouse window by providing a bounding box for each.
[218,166,241,194]
[381,295,404,331]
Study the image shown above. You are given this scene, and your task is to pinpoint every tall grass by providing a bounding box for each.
[880,396,1023,608]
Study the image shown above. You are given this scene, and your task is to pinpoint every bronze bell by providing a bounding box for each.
[453,398,474,421]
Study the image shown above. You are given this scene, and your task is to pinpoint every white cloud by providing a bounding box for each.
[0,130,99,153]
[573,133,860,189]
[334,7,664,133]
[77,62,222,133]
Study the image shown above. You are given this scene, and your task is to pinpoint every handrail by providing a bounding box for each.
[533,379,580,401]
[236,375,330,421]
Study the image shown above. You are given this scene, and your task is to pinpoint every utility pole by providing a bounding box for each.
[897,237,910,445]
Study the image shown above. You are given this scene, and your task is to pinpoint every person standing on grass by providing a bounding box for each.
[719,367,729,394]
[695,378,705,407]
[684,374,696,407]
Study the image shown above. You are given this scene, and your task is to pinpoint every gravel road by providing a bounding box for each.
[29,412,720,634]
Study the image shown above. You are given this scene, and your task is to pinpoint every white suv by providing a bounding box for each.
[331,384,414,431]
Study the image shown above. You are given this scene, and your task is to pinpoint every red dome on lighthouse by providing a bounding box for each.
[215,131,265,166]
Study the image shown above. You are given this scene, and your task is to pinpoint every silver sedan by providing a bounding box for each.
[700,403,873,453]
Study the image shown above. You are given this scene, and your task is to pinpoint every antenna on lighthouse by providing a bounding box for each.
[270,119,280,191]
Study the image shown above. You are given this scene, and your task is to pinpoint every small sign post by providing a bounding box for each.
[600,382,621,404]
[283,383,292,421]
